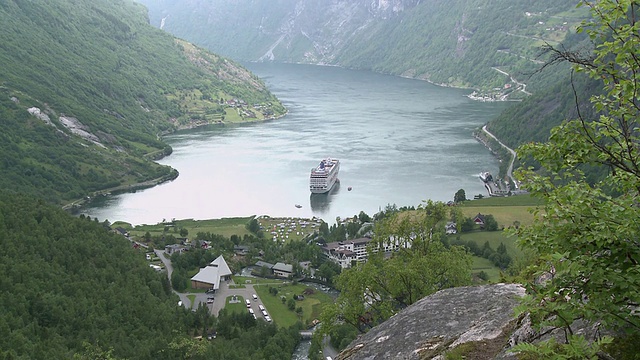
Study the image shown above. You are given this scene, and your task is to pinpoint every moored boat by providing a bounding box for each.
[479,171,493,183]
[309,158,340,194]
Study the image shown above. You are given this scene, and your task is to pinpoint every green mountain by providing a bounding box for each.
[0,191,303,359]
[140,0,586,97]
[0,0,285,205]
[0,191,183,358]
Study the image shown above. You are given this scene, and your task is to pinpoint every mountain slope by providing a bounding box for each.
[0,191,185,358]
[140,0,585,96]
[0,0,285,204]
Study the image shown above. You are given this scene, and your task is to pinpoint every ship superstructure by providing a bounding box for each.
[310,158,340,194]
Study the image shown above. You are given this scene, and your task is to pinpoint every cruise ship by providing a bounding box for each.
[309,158,340,193]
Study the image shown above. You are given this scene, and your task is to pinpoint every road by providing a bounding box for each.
[482,125,519,188]
[491,67,531,97]
[155,250,191,307]
[155,252,342,357]
[154,250,272,320]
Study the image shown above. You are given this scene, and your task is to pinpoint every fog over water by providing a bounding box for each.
[83,63,510,225]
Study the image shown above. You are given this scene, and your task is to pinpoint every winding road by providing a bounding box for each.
[482,125,519,188]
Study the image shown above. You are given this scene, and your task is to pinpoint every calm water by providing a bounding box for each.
[83,63,510,225]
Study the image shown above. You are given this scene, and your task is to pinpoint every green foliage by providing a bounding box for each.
[329,324,358,351]
[513,0,640,355]
[317,201,472,339]
[246,217,261,235]
[143,0,583,93]
[0,191,192,359]
[450,238,512,270]
[0,0,284,205]
[454,189,467,203]
[511,334,612,360]
[483,214,499,231]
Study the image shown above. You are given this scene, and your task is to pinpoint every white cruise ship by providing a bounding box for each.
[309,158,340,194]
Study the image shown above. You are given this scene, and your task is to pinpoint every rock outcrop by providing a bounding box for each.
[337,283,526,360]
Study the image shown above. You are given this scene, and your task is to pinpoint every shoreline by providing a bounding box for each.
[67,109,289,214]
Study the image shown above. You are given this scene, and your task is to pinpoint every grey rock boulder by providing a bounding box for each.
[337,283,526,360]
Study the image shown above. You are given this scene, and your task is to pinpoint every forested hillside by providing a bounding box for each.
[0,0,284,205]
[140,0,585,96]
[0,191,182,358]
[0,191,302,359]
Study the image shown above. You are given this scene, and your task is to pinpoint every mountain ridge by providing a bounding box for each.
[141,0,585,97]
[0,0,285,204]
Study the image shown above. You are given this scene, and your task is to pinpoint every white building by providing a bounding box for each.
[322,238,372,268]
[190,255,232,290]
[322,236,411,268]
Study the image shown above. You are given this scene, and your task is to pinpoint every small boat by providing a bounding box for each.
[347,186,352,191]
[295,204,302,208]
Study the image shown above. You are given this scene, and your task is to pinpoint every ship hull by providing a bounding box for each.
[309,158,340,193]
[310,177,338,194]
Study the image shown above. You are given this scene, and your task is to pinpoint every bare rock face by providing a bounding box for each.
[338,283,525,360]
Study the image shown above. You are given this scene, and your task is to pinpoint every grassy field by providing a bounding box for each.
[225,295,250,314]
[232,276,285,286]
[117,215,323,244]
[454,230,523,258]
[255,282,333,328]
[450,196,538,282]
[256,216,322,243]
[459,195,541,228]
[471,256,503,282]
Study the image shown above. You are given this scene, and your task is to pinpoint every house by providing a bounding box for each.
[272,262,293,278]
[322,238,373,269]
[234,245,249,255]
[473,213,486,227]
[255,261,274,269]
[114,227,129,237]
[445,222,457,235]
[190,255,233,290]
[322,236,411,268]
[165,244,188,255]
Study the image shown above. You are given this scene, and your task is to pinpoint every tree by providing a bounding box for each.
[179,227,189,237]
[318,221,329,236]
[358,211,372,223]
[454,188,467,203]
[460,217,475,232]
[514,0,640,356]
[246,218,261,234]
[483,214,498,231]
[317,201,471,339]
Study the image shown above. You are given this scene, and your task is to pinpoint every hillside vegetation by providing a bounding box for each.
[0,191,304,359]
[0,191,183,358]
[0,0,284,204]
[141,0,586,96]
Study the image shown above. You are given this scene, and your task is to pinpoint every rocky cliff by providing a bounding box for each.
[336,283,609,359]
[336,283,525,360]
